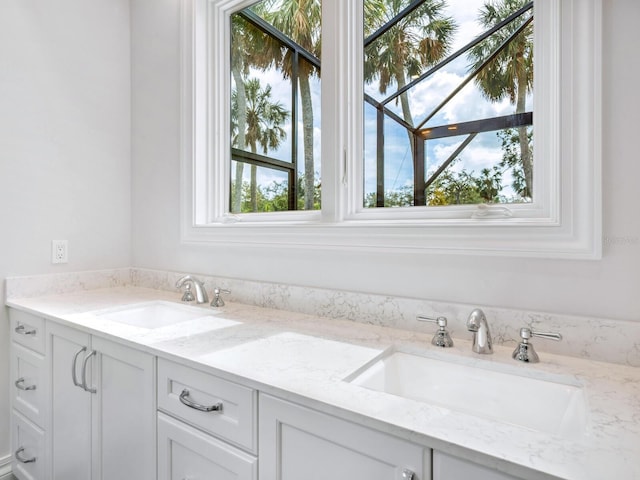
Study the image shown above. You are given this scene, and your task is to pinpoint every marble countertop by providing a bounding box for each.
[7,286,640,480]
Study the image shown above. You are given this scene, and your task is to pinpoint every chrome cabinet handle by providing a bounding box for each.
[179,388,222,412]
[81,350,97,394]
[15,324,36,336]
[71,346,87,388]
[15,447,36,464]
[401,469,415,480]
[15,377,36,391]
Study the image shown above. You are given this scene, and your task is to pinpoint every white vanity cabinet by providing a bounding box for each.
[156,358,258,480]
[47,321,156,480]
[259,394,430,480]
[7,306,537,480]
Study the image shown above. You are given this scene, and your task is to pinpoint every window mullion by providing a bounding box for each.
[321,0,361,223]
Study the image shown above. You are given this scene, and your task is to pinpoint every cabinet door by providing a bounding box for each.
[158,412,257,480]
[433,451,522,480]
[260,394,430,480]
[48,322,92,480]
[91,336,156,480]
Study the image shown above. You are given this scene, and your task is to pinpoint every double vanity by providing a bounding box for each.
[7,278,640,480]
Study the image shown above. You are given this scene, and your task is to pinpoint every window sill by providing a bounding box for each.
[181,218,601,259]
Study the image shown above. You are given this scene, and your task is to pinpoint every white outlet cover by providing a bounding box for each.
[51,240,68,264]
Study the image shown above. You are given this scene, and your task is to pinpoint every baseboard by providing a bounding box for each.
[0,453,12,480]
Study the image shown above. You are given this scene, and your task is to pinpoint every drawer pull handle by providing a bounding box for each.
[15,324,36,336]
[15,377,36,391]
[15,447,36,464]
[401,469,415,480]
[179,388,223,412]
[81,350,97,394]
[71,346,87,388]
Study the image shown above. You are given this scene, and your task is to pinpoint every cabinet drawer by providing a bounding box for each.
[158,412,257,480]
[12,410,45,480]
[158,358,257,452]
[433,451,522,480]
[10,310,45,354]
[11,343,47,428]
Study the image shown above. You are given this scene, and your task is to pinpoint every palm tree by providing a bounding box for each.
[231,15,251,213]
[468,0,533,198]
[251,0,322,211]
[231,77,290,212]
[364,0,457,138]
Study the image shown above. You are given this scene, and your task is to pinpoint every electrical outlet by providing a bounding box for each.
[52,240,68,264]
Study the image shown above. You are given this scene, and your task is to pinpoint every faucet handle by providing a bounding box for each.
[416,315,454,348]
[211,287,231,308]
[181,283,196,302]
[520,327,562,342]
[513,327,562,363]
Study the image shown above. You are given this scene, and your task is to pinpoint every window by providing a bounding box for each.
[363,0,533,210]
[181,0,601,258]
[229,3,321,213]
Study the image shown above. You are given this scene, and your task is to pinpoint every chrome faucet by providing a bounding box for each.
[466,308,493,354]
[210,287,231,308]
[175,275,209,304]
[417,315,454,347]
[512,327,562,363]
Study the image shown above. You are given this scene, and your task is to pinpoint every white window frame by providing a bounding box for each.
[180,0,602,259]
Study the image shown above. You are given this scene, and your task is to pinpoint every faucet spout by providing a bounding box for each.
[175,275,209,304]
[466,308,493,354]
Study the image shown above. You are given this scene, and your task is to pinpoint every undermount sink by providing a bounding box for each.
[346,350,587,440]
[96,301,219,329]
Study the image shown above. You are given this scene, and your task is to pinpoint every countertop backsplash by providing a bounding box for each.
[5,267,640,367]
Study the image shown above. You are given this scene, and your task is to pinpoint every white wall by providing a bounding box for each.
[0,0,131,466]
[131,0,640,323]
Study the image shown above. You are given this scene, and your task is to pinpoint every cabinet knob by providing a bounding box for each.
[402,469,415,480]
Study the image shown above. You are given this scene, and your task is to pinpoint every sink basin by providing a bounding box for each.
[346,350,587,439]
[96,301,219,329]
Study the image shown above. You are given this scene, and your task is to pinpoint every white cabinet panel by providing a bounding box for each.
[11,343,47,428]
[10,310,45,354]
[158,357,257,452]
[11,411,45,480]
[158,412,257,480]
[260,394,430,480]
[49,322,92,480]
[91,336,156,480]
[433,451,522,480]
[47,322,156,480]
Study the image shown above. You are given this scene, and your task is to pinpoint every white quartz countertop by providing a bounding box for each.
[7,286,640,480]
